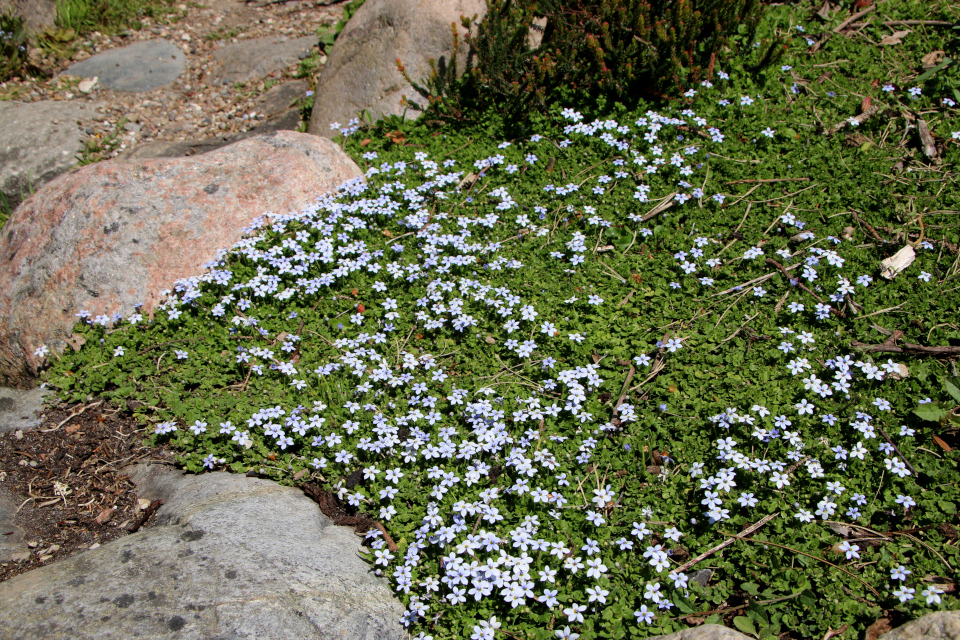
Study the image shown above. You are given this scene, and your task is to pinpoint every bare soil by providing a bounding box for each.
[0,400,174,582]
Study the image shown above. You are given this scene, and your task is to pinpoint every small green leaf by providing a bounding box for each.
[943,378,960,404]
[733,616,758,637]
[915,403,950,423]
[673,597,695,614]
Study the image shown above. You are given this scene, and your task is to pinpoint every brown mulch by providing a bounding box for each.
[0,400,175,583]
[301,481,398,551]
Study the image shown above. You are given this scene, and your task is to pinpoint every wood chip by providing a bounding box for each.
[922,50,945,68]
[879,30,910,45]
[880,245,916,279]
[917,119,939,162]
[865,618,892,640]
[816,0,834,21]
[67,334,86,352]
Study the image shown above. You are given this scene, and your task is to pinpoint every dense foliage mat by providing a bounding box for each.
[39,1,960,638]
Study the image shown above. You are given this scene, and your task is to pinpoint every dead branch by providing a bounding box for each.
[824,102,885,136]
[833,5,876,32]
[851,340,960,357]
[725,177,811,185]
[674,512,778,573]
[127,499,163,533]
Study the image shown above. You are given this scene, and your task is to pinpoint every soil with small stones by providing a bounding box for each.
[0,0,347,161]
[0,401,175,583]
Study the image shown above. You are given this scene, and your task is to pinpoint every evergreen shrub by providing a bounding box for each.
[399,0,773,125]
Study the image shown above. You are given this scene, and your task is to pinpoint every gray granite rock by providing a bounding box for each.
[255,78,309,118]
[0,463,405,639]
[0,486,29,563]
[0,0,56,32]
[644,613,960,640]
[0,99,101,211]
[0,386,52,433]
[648,627,751,640]
[210,35,316,85]
[880,612,960,640]
[307,0,486,137]
[63,40,185,92]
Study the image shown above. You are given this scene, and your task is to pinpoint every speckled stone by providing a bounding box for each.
[0,463,405,639]
[63,40,185,92]
[0,131,362,387]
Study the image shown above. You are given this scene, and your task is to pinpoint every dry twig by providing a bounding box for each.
[833,4,876,32]
[673,512,778,573]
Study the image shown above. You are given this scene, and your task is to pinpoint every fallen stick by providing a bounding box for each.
[612,364,636,418]
[725,177,810,185]
[710,312,760,351]
[823,102,885,136]
[730,534,881,598]
[850,340,960,356]
[848,20,954,27]
[674,512,778,573]
[712,263,799,297]
[875,423,919,477]
[128,499,163,533]
[833,4,876,32]
[42,400,104,433]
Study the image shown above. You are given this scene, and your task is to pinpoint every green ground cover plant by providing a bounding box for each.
[53,0,171,38]
[36,1,960,638]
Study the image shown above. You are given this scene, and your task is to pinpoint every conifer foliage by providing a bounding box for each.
[399,0,766,123]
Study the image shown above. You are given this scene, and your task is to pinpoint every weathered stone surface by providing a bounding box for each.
[0,486,28,563]
[255,78,310,118]
[210,35,316,85]
[0,99,102,211]
[0,0,55,32]
[0,130,363,387]
[307,0,486,137]
[0,386,51,434]
[648,626,751,640]
[63,40,185,92]
[0,463,405,639]
[644,613,960,640]
[880,612,960,640]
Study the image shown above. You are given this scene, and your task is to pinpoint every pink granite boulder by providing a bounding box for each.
[0,130,363,387]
